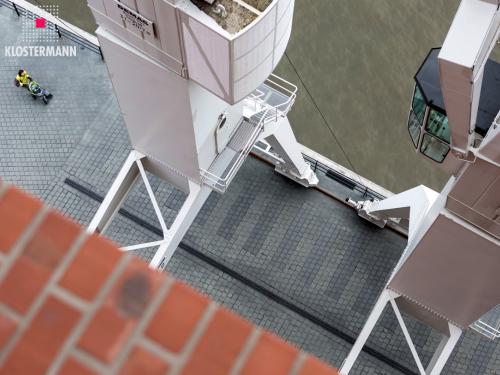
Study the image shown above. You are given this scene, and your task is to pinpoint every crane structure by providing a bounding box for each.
[341,0,500,374]
[85,0,318,270]
[84,0,499,373]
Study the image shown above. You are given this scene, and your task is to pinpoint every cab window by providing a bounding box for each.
[408,110,421,148]
[412,86,426,123]
[426,109,450,144]
[420,133,450,163]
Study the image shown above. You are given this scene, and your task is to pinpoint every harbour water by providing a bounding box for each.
[26,0,496,192]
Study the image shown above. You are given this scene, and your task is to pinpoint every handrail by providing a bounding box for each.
[471,308,500,340]
[200,75,297,192]
[201,112,270,192]
[301,153,386,201]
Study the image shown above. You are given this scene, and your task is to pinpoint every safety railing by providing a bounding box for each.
[472,305,500,340]
[244,74,297,126]
[302,154,386,201]
[0,0,102,57]
[200,74,297,193]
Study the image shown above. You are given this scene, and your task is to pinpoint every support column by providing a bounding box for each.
[88,150,212,271]
[340,290,399,375]
[150,180,212,270]
[87,150,141,235]
[262,116,318,187]
[426,323,462,375]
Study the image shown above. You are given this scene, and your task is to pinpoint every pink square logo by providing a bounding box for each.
[35,18,46,28]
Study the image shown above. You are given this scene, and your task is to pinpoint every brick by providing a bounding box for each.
[0,256,53,315]
[59,235,122,301]
[118,347,170,375]
[0,187,42,254]
[58,358,97,375]
[0,314,17,348]
[78,257,164,363]
[23,210,81,268]
[0,212,80,314]
[0,296,80,375]
[298,356,339,375]
[181,308,253,375]
[146,281,209,353]
[240,332,298,375]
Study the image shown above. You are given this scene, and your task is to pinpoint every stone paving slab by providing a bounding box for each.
[1,5,500,375]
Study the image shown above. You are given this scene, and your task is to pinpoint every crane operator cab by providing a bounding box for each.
[407,47,500,166]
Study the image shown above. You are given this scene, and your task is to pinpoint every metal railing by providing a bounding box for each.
[200,74,297,193]
[302,154,386,201]
[246,74,297,125]
[472,305,500,340]
[0,0,102,57]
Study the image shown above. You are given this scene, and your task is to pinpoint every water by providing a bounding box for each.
[26,0,495,192]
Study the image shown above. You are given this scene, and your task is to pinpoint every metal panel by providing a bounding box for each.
[275,0,293,44]
[97,28,201,183]
[120,0,136,10]
[273,13,292,68]
[136,0,156,20]
[90,0,183,74]
[276,0,292,21]
[103,0,126,26]
[181,14,231,101]
[447,158,500,238]
[438,59,474,151]
[233,3,276,59]
[233,31,274,81]
[113,0,154,38]
[234,53,273,102]
[388,213,500,328]
[177,0,293,103]
[153,0,184,62]
[438,0,499,153]
[446,197,500,238]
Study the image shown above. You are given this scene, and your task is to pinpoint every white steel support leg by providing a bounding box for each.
[261,116,318,187]
[362,185,439,240]
[341,288,461,375]
[87,150,142,235]
[390,299,427,374]
[149,180,211,270]
[340,289,399,375]
[136,158,168,235]
[88,150,212,271]
[426,324,462,375]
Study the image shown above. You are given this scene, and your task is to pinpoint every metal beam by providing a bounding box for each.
[87,150,142,235]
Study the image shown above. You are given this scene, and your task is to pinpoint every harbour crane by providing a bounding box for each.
[342,0,500,373]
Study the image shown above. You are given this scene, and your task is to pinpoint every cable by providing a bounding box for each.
[284,52,362,179]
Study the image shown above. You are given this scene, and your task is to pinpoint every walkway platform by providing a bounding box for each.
[1,5,499,374]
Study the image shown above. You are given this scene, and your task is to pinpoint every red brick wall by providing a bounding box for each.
[0,183,339,375]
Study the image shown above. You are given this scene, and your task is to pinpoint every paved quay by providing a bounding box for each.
[1,6,499,374]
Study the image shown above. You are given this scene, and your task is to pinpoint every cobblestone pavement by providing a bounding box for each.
[1,6,499,375]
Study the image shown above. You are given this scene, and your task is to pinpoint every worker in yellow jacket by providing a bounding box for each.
[15,69,32,88]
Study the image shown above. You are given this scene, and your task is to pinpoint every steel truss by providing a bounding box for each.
[87,150,211,270]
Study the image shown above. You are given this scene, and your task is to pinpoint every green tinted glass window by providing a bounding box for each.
[412,86,426,123]
[408,110,421,148]
[420,133,450,163]
[426,109,450,143]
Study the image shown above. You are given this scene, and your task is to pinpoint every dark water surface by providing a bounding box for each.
[27,0,496,192]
